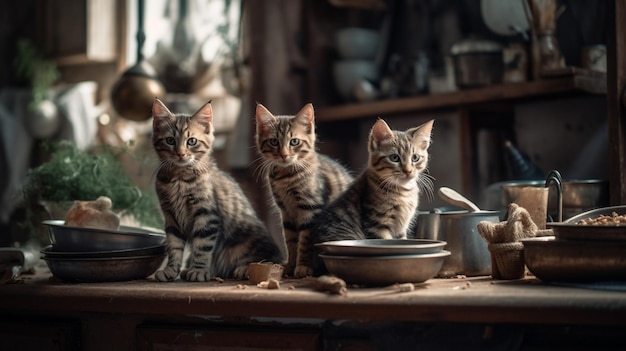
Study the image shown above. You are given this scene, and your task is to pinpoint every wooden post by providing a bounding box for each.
[606,0,626,205]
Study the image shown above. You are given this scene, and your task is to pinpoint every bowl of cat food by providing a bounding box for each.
[522,236,626,282]
[43,219,166,252]
[317,239,450,285]
[522,206,626,283]
[546,205,626,241]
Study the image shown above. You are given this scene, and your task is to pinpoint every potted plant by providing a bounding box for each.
[13,38,63,139]
[19,141,163,245]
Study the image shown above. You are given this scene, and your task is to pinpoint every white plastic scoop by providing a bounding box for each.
[438,187,481,212]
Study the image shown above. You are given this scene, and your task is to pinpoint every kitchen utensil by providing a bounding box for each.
[319,251,450,286]
[413,208,465,240]
[110,0,165,121]
[42,254,166,283]
[43,220,165,252]
[438,187,481,212]
[450,38,504,89]
[512,187,549,229]
[484,179,608,220]
[522,236,626,282]
[40,244,166,259]
[315,239,446,256]
[547,205,626,241]
[436,210,500,277]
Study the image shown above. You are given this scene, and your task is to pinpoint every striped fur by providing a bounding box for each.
[255,103,353,277]
[152,99,283,282]
[310,119,435,275]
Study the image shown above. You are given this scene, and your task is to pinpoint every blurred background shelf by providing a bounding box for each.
[317,73,607,122]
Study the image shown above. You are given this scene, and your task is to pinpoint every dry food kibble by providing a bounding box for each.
[578,212,626,226]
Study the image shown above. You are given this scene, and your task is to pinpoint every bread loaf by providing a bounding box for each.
[64,196,120,230]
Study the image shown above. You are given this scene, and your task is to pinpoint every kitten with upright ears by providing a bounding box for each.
[255,103,354,278]
[310,118,435,274]
[151,98,283,282]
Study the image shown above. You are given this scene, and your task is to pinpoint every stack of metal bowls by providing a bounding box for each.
[316,239,450,286]
[40,220,166,282]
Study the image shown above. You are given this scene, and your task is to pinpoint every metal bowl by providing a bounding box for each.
[43,219,165,251]
[42,254,166,282]
[40,244,166,259]
[522,236,626,282]
[320,251,450,286]
[547,205,626,241]
[315,239,446,256]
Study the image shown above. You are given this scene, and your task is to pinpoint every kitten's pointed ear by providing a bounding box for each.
[152,98,175,128]
[192,101,213,134]
[369,118,393,151]
[408,119,434,150]
[294,103,315,134]
[255,103,276,132]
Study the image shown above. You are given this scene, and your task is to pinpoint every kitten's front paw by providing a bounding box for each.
[294,265,313,278]
[182,268,212,282]
[232,266,249,280]
[155,267,179,282]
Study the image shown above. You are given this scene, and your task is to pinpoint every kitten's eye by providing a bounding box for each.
[165,137,176,145]
[290,138,300,146]
[269,138,279,147]
[187,138,197,146]
[411,154,420,162]
[389,154,400,162]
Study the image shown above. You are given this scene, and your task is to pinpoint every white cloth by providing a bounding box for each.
[0,81,98,224]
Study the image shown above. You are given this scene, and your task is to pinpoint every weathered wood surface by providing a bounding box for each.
[2,273,626,326]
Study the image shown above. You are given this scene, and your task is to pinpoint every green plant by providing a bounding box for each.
[21,141,163,230]
[13,38,60,108]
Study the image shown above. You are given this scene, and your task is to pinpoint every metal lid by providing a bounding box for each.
[450,39,504,55]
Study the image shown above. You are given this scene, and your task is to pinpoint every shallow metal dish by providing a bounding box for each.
[522,236,626,282]
[42,254,166,282]
[316,239,446,256]
[40,244,165,259]
[320,251,450,286]
[43,219,165,251]
[547,205,626,241]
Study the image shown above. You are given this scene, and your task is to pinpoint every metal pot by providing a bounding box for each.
[415,209,501,277]
[484,179,609,220]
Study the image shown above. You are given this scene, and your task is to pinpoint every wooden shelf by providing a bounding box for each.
[317,74,607,122]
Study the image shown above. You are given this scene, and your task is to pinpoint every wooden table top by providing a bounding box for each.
[2,272,626,326]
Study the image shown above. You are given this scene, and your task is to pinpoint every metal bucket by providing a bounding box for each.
[415,209,500,277]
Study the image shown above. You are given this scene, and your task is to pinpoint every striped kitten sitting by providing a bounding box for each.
[311,118,434,274]
[152,99,283,282]
[255,103,353,278]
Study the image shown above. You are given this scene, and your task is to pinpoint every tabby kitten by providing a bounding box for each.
[255,103,353,278]
[152,99,283,282]
[310,118,434,274]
